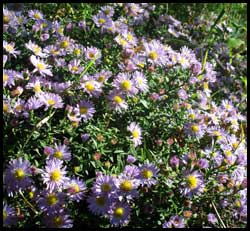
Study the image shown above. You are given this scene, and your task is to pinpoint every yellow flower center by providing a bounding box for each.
[142,169,153,179]
[80,107,88,114]
[88,52,95,59]
[98,75,105,82]
[137,63,144,68]
[5,44,14,52]
[113,96,123,104]
[211,152,216,158]
[121,80,131,91]
[3,103,9,113]
[34,84,41,93]
[3,73,8,82]
[232,142,238,149]
[120,180,133,192]
[37,62,46,71]
[225,104,231,110]
[186,175,198,190]
[34,46,41,54]
[58,27,64,35]
[114,207,124,218]
[14,168,25,180]
[70,184,80,193]
[53,216,63,227]
[189,114,196,120]
[213,131,221,136]
[15,105,23,111]
[191,125,199,133]
[3,211,7,221]
[96,196,106,206]
[47,99,55,106]
[120,38,127,46]
[85,82,95,91]
[47,194,58,206]
[101,183,111,192]
[74,49,81,56]
[132,130,139,138]
[54,151,63,159]
[60,41,69,48]
[179,57,187,65]
[3,15,10,24]
[225,150,232,156]
[149,51,158,60]
[50,170,61,181]
[34,13,41,19]
[127,33,133,41]
[98,18,106,24]
[28,191,34,199]
[71,66,79,72]
[203,82,209,90]
[235,200,241,208]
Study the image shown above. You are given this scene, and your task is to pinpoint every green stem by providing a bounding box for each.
[211,201,226,228]
[19,191,39,215]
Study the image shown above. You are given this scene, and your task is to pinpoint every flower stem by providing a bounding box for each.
[211,201,226,228]
[19,190,39,215]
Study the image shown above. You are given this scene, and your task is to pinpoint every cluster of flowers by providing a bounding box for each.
[87,157,159,226]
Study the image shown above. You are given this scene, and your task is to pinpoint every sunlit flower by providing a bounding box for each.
[25,40,47,58]
[65,177,87,202]
[30,55,53,76]
[3,41,20,58]
[38,92,64,110]
[127,122,142,147]
[3,202,17,227]
[139,163,159,187]
[108,202,131,227]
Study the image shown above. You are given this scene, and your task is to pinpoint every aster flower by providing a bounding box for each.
[143,39,167,66]
[84,46,102,62]
[3,70,15,88]
[4,157,33,197]
[49,143,71,161]
[37,189,66,214]
[108,202,131,227]
[93,12,112,28]
[107,90,128,112]
[80,79,102,98]
[94,70,112,83]
[115,173,140,200]
[92,175,117,196]
[81,133,90,142]
[87,193,111,216]
[100,5,115,17]
[163,215,185,228]
[126,155,136,164]
[58,36,74,51]
[25,77,44,94]
[41,158,69,192]
[3,202,17,227]
[181,170,204,198]
[133,71,148,92]
[3,41,20,58]
[65,177,87,202]
[25,40,47,58]
[184,122,206,139]
[127,122,142,147]
[76,100,96,122]
[43,211,73,228]
[38,92,64,110]
[123,165,140,178]
[68,59,84,74]
[178,88,188,100]
[177,46,196,69]
[30,55,53,76]
[139,163,159,187]
[26,96,43,110]
[28,9,44,20]
[43,45,61,57]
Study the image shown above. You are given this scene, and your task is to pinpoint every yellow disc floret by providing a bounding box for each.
[121,80,131,91]
[114,207,124,218]
[50,170,61,181]
[14,168,25,180]
[142,169,153,179]
[54,151,63,159]
[186,175,198,190]
[47,194,58,206]
[149,51,158,60]
[120,180,133,192]
[101,183,111,192]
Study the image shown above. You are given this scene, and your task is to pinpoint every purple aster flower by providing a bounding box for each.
[76,100,96,122]
[87,193,111,216]
[3,202,17,227]
[207,213,218,224]
[163,215,185,228]
[48,143,71,161]
[107,90,128,112]
[126,155,136,164]
[143,39,167,66]
[177,46,196,69]
[108,202,131,227]
[181,170,204,198]
[123,165,140,178]
[115,173,140,200]
[30,55,53,76]
[93,12,112,28]
[184,122,206,139]
[197,158,209,169]
[4,157,33,197]
[3,41,21,58]
[43,44,61,57]
[81,133,90,142]
[92,175,117,196]
[139,163,159,187]
[65,177,87,202]
[80,79,102,98]
[101,5,115,17]
[3,70,16,87]
[94,70,112,83]
[38,92,64,110]
[84,46,101,62]
[41,158,69,192]
[37,189,65,214]
[133,71,148,92]
[58,36,75,52]
[127,122,142,147]
[28,9,44,20]
[26,96,43,110]
[25,40,47,58]
[113,73,138,96]
[68,59,84,74]
[43,210,73,228]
